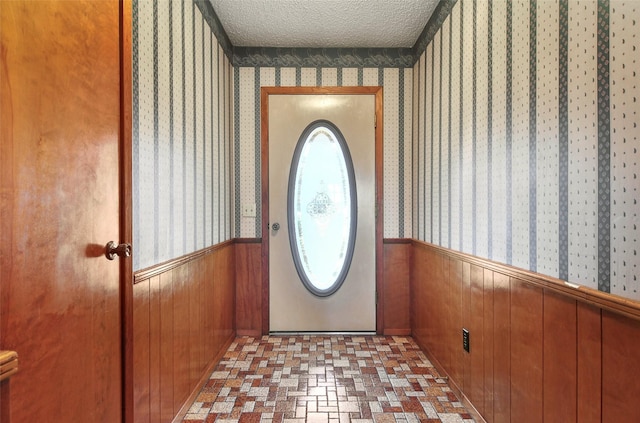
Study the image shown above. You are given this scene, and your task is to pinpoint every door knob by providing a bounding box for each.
[272,222,280,231]
[105,241,132,260]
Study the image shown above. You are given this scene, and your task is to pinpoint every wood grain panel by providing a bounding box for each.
[433,253,447,364]
[410,244,424,342]
[469,265,485,414]
[236,241,263,335]
[461,262,471,394]
[543,290,577,422]
[382,242,411,335]
[493,272,510,423]
[214,244,235,350]
[414,244,435,346]
[423,249,440,356]
[172,263,190,411]
[448,258,464,385]
[221,244,236,340]
[149,275,162,423]
[160,270,175,421]
[482,269,494,422]
[0,382,9,423]
[203,254,213,372]
[133,280,151,423]
[602,310,640,422]
[189,259,202,386]
[196,257,206,387]
[509,279,543,423]
[201,257,209,372]
[440,256,452,372]
[577,302,601,423]
[210,252,220,358]
[410,246,420,342]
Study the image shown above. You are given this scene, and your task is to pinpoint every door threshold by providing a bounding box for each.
[269,331,377,336]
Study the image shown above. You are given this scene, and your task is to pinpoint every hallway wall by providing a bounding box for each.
[412,240,640,423]
[132,242,235,422]
[413,0,640,300]
[233,60,413,239]
[130,2,237,421]
[132,0,234,271]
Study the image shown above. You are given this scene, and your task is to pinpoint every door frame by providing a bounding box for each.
[260,86,384,334]
[121,1,135,422]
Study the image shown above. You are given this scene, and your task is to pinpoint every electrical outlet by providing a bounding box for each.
[242,203,256,218]
[462,328,470,352]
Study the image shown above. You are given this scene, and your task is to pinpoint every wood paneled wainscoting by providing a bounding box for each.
[235,239,263,336]
[233,238,412,336]
[411,240,640,423]
[382,239,412,335]
[132,241,235,423]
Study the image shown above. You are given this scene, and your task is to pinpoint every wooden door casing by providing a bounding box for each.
[1,1,123,421]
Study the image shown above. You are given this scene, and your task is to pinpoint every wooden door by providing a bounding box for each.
[1,1,124,421]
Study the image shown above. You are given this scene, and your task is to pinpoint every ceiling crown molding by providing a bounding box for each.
[198,0,458,68]
[233,47,414,68]
[411,0,459,62]
[195,0,234,59]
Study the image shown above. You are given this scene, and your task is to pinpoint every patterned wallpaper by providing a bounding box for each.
[233,65,413,239]
[413,0,639,300]
[132,0,639,302]
[133,0,233,271]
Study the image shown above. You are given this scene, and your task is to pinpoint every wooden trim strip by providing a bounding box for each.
[413,336,488,423]
[171,332,235,423]
[237,329,262,337]
[383,238,412,244]
[413,239,640,321]
[133,239,234,283]
[261,86,382,96]
[234,238,261,244]
[120,1,134,422]
[260,87,270,335]
[383,329,411,336]
[375,87,384,335]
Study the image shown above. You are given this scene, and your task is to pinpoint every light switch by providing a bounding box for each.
[242,203,256,218]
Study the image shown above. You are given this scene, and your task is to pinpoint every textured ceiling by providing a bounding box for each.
[208,0,440,48]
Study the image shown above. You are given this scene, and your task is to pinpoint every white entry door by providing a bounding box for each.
[269,94,376,332]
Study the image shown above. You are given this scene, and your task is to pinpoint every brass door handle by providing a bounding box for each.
[105,241,132,260]
[0,351,18,382]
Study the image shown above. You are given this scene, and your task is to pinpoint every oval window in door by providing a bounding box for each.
[287,120,357,297]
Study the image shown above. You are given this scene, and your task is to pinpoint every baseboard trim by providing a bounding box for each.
[236,329,262,337]
[172,332,235,423]
[382,329,411,336]
[413,336,488,423]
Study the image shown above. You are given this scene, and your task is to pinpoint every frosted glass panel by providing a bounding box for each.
[288,121,357,297]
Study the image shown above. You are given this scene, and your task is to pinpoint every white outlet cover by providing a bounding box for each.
[243,203,256,218]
